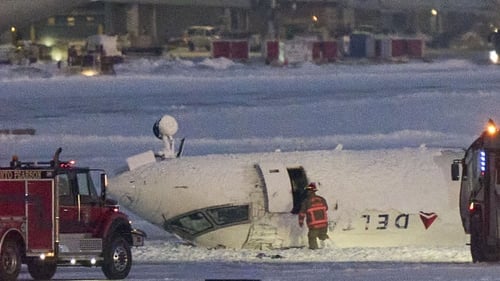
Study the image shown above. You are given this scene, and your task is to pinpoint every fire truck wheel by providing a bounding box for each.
[0,239,21,281]
[27,258,57,280]
[102,235,132,280]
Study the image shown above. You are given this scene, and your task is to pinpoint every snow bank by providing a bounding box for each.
[132,240,472,263]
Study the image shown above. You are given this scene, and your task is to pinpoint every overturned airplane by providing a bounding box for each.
[109,115,467,249]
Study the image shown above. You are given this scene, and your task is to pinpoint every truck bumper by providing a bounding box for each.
[131,228,147,247]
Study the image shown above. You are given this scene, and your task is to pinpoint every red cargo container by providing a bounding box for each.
[212,40,249,60]
[212,41,231,58]
[407,39,424,58]
[391,39,407,57]
[230,41,249,60]
[313,41,337,62]
[265,40,280,64]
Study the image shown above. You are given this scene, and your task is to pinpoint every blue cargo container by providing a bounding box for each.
[349,33,375,58]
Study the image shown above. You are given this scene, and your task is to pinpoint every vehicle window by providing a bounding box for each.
[461,163,468,180]
[470,151,479,179]
[496,157,500,185]
[76,172,97,197]
[188,28,203,36]
[206,205,250,225]
[57,174,73,205]
[57,174,70,196]
[170,212,212,235]
[467,161,474,188]
[468,152,483,191]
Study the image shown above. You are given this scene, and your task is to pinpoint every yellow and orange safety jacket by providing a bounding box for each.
[298,194,328,229]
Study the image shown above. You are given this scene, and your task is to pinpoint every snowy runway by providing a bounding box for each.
[18,260,500,281]
[1,54,500,277]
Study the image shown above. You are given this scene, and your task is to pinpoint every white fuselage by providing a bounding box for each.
[110,148,466,249]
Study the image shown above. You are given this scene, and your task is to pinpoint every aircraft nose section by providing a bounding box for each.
[108,175,139,209]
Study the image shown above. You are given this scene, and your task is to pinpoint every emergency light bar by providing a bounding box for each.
[9,148,76,169]
[480,150,486,176]
[59,160,76,168]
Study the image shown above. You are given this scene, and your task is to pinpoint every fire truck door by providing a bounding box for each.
[75,171,102,233]
[58,173,86,233]
[58,172,101,234]
[26,180,54,253]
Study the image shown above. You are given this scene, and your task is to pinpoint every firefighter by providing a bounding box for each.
[298,182,329,249]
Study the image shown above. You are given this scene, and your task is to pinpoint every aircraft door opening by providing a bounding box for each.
[257,163,308,213]
[288,167,308,214]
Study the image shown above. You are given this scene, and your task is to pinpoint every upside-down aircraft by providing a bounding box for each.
[109,115,467,249]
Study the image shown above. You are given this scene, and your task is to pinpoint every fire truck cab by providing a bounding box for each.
[452,119,500,262]
[0,148,145,281]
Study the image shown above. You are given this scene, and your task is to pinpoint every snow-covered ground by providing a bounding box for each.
[1,56,496,174]
[1,53,500,277]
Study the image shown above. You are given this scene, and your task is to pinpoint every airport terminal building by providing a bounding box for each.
[12,0,500,52]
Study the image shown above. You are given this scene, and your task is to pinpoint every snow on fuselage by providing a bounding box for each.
[110,147,466,249]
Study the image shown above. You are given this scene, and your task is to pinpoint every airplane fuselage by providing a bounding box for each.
[110,147,467,249]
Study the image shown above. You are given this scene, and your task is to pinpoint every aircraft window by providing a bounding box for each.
[206,205,249,225]
[170,212,213,235]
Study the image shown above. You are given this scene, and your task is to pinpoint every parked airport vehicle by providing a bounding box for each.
[0,148,145,281]
[452,119,500,262]
[184,25,220,51]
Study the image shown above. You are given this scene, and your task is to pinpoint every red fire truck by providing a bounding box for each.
[452,119,500,262]
[0,148,145,280]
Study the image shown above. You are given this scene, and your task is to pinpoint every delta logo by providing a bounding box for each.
[356,211,439,231]
[419,211,438,229]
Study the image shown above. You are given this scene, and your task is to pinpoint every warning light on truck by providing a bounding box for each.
[486,119,498,135]
[59,160,75,168]
[469,202,476,212]
[480,150,486,176]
